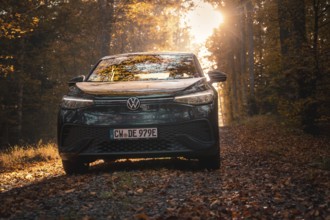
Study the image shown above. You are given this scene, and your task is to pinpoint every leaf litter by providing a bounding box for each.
[0,117,329,219]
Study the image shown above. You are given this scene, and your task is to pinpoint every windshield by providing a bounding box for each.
[87,54,200,82]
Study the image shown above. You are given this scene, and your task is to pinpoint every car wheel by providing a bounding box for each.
[199,151,220,170]
[62,160,89,175]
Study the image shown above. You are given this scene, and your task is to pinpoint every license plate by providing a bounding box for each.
[111,128,158,140]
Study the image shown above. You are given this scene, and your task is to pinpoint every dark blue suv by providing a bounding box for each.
[57,52,226,174]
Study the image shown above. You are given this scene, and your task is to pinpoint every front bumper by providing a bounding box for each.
[58,118,219,161]
[58,94,220,161]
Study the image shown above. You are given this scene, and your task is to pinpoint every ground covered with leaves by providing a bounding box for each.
[0,117,329,219]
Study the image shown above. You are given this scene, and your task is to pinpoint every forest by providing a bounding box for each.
[1,1,330,219]
[0,0,329,146]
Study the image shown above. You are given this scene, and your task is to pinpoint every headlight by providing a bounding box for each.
[61,96,94,109]
[174,90,214,105]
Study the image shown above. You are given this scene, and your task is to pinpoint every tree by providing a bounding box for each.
[0,0,194,146]
[206,0,256,122]
[276,0,329,134]
[207,0,330,133]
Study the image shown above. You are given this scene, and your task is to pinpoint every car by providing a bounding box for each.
[57,52,226,174]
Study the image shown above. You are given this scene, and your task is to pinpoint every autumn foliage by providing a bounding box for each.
[0,0,192,146]
[207,0,330,134]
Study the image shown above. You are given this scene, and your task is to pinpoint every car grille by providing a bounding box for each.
[95,139,181,153]
[60,120,213,154]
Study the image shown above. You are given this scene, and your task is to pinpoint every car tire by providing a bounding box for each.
[199,149,220,170]
[62,160,89,175]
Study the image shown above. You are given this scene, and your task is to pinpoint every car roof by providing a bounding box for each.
[101,52,196,60]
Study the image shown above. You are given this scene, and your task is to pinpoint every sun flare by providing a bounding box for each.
[183,1,224,44]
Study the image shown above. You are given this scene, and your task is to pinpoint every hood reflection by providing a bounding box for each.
[76,78,205,95]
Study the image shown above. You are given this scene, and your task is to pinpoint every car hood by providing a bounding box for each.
[76,78,206,96]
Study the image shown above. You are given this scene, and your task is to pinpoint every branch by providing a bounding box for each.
[319,20,330,29]
[319,4,330,17]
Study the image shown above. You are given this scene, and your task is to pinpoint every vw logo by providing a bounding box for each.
[127,97,140,111]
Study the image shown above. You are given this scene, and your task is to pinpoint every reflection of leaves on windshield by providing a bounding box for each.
[88,55,198,82]
[129,55,162,65]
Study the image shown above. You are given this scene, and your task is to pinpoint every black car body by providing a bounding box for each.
[57,52,226,174]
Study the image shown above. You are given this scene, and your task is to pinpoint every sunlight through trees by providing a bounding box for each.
[0,0,329,145]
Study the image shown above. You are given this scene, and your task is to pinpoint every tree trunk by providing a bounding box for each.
[246,1,256,115]
[277,0,290,69]
[312,0,320,76]
[277,0,319,133]
[229,48,238,120]
[17,81,23,141]
[277,0,306,69]
[239,2,248,115]
[99,0,115,57]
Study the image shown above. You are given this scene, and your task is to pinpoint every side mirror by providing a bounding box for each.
[68,75,85,87]
[207,70,227,83]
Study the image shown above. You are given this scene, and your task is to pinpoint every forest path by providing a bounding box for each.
[1,118,329,219]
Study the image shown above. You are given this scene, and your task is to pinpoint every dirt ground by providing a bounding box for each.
[1,120,329,219]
